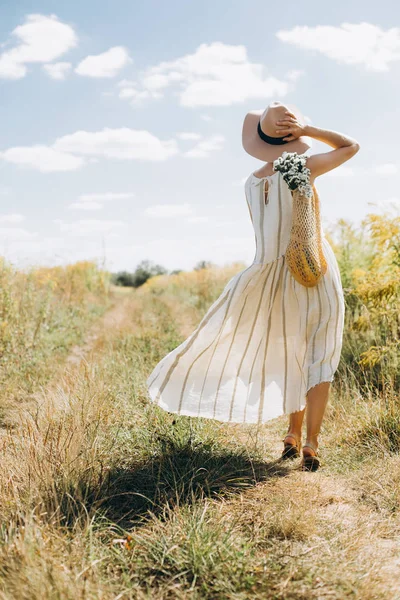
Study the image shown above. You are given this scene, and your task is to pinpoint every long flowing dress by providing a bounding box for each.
[146,153,345,424]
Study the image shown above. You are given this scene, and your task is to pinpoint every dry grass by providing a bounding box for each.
[0,211,399,599]
[0,259,110,422]
[0,287,397,599]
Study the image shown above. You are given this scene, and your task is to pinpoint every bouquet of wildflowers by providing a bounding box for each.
[273,151,313,199]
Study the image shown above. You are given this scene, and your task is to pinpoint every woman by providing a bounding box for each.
[146,100,360,471]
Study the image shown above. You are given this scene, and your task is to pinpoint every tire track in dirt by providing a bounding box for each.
[2,291,132,430]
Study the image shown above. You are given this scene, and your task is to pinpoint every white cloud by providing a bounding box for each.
[184,134,225,158]
[43,61,71,80]
[276,23,400,72]
[117,79,162,104]
[78,192,135,202]
[68,192,135,210]
[55,218,126,236]
[0,146,85,172]
[317,163,399,178]
[119,42,292,107]
[144,204,193,218]
[187,216,209,223]
[76,46,130,78]
[0,213,25,223]
[142,72,175,91]
[1,126,225,173]
[285,69,305,81]
[0,227,37,241]
[369,197,400,214]
[213,220,241,228]
[233,177,249,187]
[177,132,203,141]
[375,163,398,175]
[0,14,77,80]
[1,235,109,268]
[68,201,103,211]
[54,128,179,161]
[325,166,355,177]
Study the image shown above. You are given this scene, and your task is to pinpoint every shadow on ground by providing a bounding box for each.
[89,434,291,528]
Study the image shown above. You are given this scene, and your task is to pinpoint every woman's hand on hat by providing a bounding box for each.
[275,110,305,141]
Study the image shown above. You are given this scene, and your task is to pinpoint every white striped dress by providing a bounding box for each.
[146,158,345,424]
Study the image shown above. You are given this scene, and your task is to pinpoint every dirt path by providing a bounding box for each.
[65,292,131,366]
[3,291,132,429]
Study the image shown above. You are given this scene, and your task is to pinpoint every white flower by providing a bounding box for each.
[273,151,312,198]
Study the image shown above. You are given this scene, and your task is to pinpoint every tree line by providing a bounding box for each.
[111,260,214,288]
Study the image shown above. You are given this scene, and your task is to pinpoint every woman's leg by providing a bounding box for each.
[304,382,330,451]
[285,407,305,444]
[284,382,330,450]
[281,407,305,459]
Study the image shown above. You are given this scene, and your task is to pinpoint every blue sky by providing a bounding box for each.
[1,0,399,272]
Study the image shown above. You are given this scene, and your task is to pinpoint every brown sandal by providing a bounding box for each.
[301,442,320,471]
[281,433,301,460]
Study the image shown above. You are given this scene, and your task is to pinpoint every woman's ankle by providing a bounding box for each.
[304,436,319,451]
[285,430,302,441]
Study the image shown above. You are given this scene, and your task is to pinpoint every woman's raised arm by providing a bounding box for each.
[275,111,360,181]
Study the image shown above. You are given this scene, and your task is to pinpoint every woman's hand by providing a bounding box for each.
[275,110,306,141]
[274,111,361,180]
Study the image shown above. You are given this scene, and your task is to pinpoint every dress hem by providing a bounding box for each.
[146,372,336,425]
[306,376,335,396]
[147,400,308,425]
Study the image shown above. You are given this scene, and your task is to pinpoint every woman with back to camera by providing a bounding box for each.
[146,100,360,471]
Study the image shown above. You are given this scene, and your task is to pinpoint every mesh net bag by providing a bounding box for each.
[273,151,327,287]
[285,185,327,287]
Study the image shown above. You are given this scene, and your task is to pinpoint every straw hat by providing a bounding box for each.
[242,100,312,162]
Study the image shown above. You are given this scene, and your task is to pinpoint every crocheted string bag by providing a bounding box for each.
[273,152,328,287]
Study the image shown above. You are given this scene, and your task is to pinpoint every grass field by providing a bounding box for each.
[0,212,399,599]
